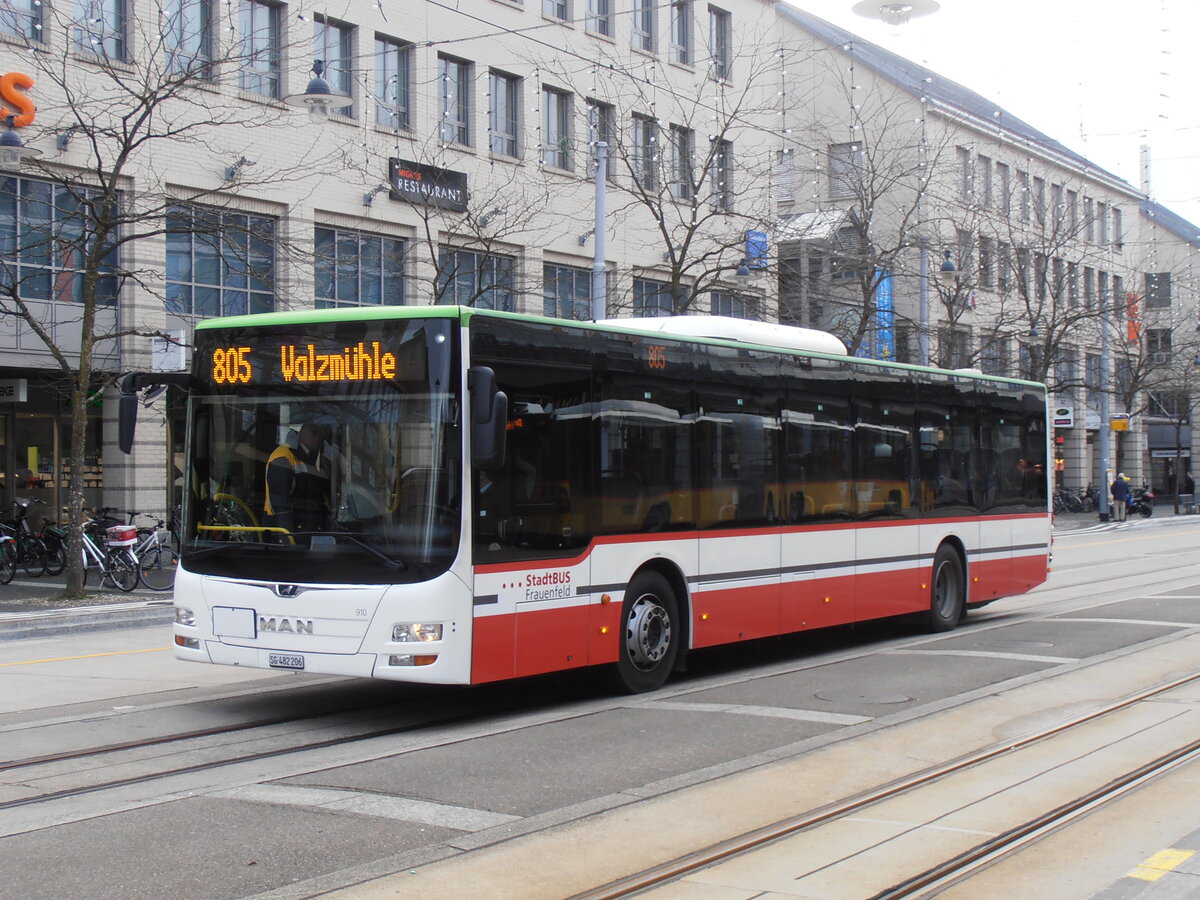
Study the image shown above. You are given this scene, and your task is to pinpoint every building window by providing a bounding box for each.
[237,0,280,98]
[1146,272,1171,308]
[75,0,126,59]
[314,16,354,117]
[1111,207,1122,249]
[586,99,615,180]
[996,162,1010,215]
[828,142,862,199]
[634,277,671,317]
[586,0,611,35]
[710,138,732,211]
[981,337,1008,377]
[166,205,276,317]
[1083,197,1094,242]
[1147,328,1171,364]
[375,37,412,130]
[1016,247,1030,297]
[544,263,591,319]
[1033,175,1045,224]
[956,146,971,199]
[630,113,657,191]
[1017,170,1030,221]
[632,0,654,52]
[938,327,970,369]
[711,290,753,318]
[0,176,120,305]
[670,0,692,64]
[314,227,404,308]
[1050,183,1063,227]
[708,5,731,80]
[977,155,992,207]
[438,247,514,311]
[0,0,43,41]
[997,242,1011,293]
[542,87,572,169]
[543,0,567,20]
[163,0,212,76]
[489,71,520,157]
[978,236,993,288]
[669,124,693,199]
[1067,261,1079,306]
[1067,190,1078,233]
[439,55,472,146]
[1083,266,1094,305]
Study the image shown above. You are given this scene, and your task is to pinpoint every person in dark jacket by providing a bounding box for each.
[1111,473,1130,522]
[264,423,331,537]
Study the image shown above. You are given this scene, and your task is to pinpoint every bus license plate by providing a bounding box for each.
[269,653,305,670]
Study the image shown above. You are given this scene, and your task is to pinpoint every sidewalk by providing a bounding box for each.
[0,573,175,640]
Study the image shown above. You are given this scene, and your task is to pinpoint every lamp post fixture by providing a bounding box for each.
[851,0,940,26]
[938,249,957,286]
[284,61,335,124]
[0,115,41,168]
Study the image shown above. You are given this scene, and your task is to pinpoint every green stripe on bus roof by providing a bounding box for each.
[194,305,461,330]
[196,305,1044,390]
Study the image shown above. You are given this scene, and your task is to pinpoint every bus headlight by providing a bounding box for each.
[388,654,438,667]
[392,623,442,643]
[175,606,196,627]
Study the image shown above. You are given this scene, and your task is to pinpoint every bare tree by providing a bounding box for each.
[1,3,341,596]
[777,56,954,357]
[533,21,781,318]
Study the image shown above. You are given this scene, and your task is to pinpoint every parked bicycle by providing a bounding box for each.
[0,528,16,584]
[80,515,140,592]
[4,498,48,577]
[126,511,180,591]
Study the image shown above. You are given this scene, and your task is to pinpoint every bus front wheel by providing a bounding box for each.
[611,571,680,693]
[927,545,965,633]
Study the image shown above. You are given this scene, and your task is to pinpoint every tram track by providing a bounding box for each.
[566,669,1200,900]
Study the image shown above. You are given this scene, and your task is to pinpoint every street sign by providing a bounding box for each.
[1052,406,1074,428]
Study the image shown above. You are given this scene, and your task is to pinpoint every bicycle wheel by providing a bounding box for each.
[43,542,66,576]
[138,545,180,591]
[18,535,46,576]
[105,549,140,592]
[0,542,16,584]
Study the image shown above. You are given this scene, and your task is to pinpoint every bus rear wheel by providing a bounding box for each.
[611,571,680,693]
[927,545,964,633]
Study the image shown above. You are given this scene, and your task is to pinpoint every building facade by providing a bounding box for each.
[774,6,1200,498]
[0,0,781,520]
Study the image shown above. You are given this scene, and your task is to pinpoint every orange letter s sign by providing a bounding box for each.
[0,73,36,127]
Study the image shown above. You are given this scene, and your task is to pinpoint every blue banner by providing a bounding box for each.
[875,268,894,361]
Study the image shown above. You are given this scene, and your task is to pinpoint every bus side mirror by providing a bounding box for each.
[117,371,196,455]
[469,366,507,472]
[118,372,142,455]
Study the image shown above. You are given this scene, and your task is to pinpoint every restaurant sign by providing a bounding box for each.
[389,159,469,212]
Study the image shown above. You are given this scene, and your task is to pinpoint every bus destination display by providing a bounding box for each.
[210,341,400,385]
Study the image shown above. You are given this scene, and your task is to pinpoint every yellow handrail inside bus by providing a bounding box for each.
[196,523,296,545]
[212,492,260,526]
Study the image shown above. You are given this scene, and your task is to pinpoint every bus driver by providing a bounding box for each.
[264,423,331,536]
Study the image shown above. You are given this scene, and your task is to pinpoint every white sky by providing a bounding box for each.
[795,0,1200,229]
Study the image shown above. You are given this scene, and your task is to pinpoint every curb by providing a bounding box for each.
[0,601,175,640]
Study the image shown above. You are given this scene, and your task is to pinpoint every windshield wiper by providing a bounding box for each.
[186,540,282,562]
[291,531,407,572]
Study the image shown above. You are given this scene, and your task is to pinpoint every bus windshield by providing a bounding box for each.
[184,317,461,584]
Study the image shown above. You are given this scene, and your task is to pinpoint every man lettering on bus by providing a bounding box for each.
[264,423,331,537]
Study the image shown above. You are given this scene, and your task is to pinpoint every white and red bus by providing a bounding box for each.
[120,307,1051,692]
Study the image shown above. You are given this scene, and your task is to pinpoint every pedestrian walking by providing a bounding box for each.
[1111,473,1129,522]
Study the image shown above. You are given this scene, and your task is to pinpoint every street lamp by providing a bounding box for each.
[937,249,957,287]
[0,115,41,168]
[851,0,940,26]
[284,61,334,124]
